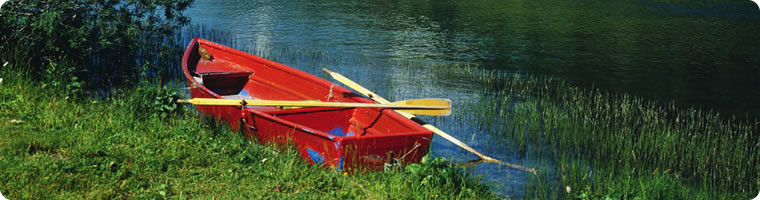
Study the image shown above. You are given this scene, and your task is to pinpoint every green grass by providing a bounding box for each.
[423,64,760,199]
[0,69,498,199]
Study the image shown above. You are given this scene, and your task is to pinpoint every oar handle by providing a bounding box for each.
[321,68,333,74]
[322,68,391,103]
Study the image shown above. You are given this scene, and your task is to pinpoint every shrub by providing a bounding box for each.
[0,0,193,87]
[121,83,181,120]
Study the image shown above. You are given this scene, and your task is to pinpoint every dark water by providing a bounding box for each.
[184,0,760,197]
[187,0,760,119]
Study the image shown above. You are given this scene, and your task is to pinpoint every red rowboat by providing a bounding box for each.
[182,38,433,171]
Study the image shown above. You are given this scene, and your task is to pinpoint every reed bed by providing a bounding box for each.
[424,63,759,198]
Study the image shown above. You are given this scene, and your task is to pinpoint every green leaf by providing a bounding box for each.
[406,164,422,175]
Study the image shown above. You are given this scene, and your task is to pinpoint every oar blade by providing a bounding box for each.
[391,99,451,116]
[396,109,450,116]
[391,98,450,107]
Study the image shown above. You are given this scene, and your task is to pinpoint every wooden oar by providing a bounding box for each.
[322,68,537,174]
[177,98,451,116]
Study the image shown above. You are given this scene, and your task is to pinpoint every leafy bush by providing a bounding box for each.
[120,83,181,120]
[41,62,83,99]
[0,0,193,87]
[404,156,483,196]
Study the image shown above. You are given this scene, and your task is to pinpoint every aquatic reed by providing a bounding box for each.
[424,63,759,198]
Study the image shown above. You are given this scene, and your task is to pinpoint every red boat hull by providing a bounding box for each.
[182,38,433,171]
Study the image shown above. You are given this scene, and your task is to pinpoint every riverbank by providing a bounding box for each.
[0,69,498,199]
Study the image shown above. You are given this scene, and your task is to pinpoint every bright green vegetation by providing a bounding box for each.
[429,64,759,199]
[0,69,498,199]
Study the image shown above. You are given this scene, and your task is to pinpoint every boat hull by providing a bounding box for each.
[182,38,433,171]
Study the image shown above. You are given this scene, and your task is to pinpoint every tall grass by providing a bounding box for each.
[422,63,759,199]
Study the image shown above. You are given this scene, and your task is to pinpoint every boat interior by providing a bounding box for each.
[186,44,421,138]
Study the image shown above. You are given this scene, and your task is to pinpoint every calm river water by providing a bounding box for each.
[184,0,760,197]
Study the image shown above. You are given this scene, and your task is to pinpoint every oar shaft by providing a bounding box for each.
[178,98,451,116]
[180,98,447,109]
[323,68,537,174]
[322,68,391,103]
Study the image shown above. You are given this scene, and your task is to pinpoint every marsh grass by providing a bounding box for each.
[423,63,759,199]
[0,68,498,199]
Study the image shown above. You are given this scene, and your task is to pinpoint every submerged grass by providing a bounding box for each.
[424,64,760,199]
[0,69,498,199]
